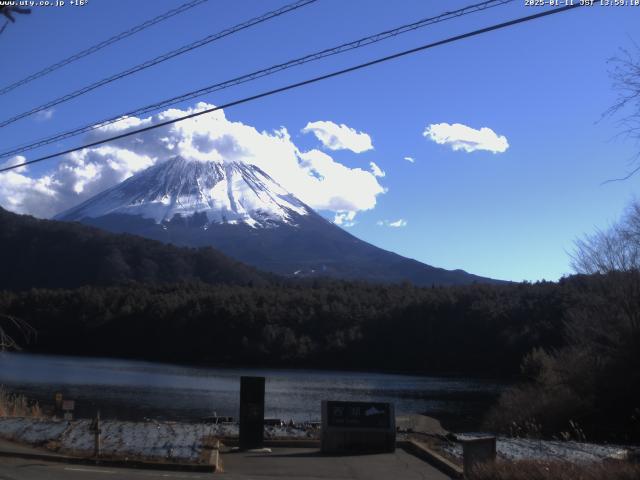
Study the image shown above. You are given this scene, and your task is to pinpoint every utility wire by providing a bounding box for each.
[0,3,583,174]
[0,0,318,128]
[0,0,515,160]
[0,0,210,96]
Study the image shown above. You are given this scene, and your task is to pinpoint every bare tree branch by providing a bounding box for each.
[602,41,640,182]
[570,199,640,274]
[0,314,36,352]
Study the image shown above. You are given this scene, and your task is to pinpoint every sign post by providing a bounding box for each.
[90,410,102,458]
[239,376,265,450]
[62,399,75,421]
[321,400,395,453]
[54,392,63,418]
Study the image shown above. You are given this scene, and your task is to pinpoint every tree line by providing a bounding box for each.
[1,271,636,441]
[0,277,582,376]
[2,204,640,442]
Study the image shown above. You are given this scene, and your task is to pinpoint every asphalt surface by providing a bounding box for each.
[0,456,206,480]
[221,447,452,479]
[0,447,452,480]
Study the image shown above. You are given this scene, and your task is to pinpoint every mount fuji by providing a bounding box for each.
[56,156,494,285]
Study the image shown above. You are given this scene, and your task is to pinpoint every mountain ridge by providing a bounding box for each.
[0,206,270,290]
[56,156,500,286]
[56,156,310,228]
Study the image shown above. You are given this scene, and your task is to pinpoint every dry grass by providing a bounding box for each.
[468,460,640,480]
[0,386,42,418]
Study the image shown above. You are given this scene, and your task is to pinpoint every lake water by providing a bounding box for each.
[0,352,502,430]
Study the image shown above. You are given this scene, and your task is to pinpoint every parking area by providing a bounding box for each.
[218,447,452,480]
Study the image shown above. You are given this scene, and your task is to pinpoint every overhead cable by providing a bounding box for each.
[0,0,210,96]
[0,3,583,174]
[0,0,318,128]
[0,0,514,160]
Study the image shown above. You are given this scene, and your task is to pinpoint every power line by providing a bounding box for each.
[0,0,515,161]
[0,0,318,128]
[0,3,583,174]
[0,0,210,96]
[0,0,513,158]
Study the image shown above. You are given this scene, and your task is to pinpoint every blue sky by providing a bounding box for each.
[1,0,639,282]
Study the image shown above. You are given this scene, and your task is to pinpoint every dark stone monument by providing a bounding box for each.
[321,400,395,453]
[239,376,265,450]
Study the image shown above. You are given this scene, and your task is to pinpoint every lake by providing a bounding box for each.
[0,352,503,430]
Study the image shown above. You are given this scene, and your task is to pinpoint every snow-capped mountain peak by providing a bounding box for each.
[56,156,309,228]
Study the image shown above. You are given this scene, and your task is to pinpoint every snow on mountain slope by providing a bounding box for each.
[56,156,310,228]
[55,155,501,286]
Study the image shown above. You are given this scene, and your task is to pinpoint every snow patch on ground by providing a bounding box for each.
[443,434,630,463]
[0,417,68,444]
[0,417,317,462]
[0,417,212,462]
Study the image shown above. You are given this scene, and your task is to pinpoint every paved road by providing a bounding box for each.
[0,456,207,480]
[0,447,451,480]
[0,439,64,457]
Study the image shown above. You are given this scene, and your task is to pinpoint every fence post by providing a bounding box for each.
[92,410,102,458]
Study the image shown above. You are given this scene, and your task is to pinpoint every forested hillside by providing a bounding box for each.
[0,279,571,374]
[0,207,269,289]
[2,207,639,442]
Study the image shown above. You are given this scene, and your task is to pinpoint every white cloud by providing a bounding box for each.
[35,108,55,121]
[334,210,356,227]
[403,156,415,163]
[302,120,373,153]
[423,122,508,154]
[377,219,407,228]
[389,219,407,227]
[369,161,385,178]
[1,155,28,173]
[0,170,58,217]
[0,103,386,219]
[297,149,385,212]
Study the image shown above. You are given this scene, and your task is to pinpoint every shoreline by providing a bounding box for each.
[0,351,505,433]
[3,349,515,382]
